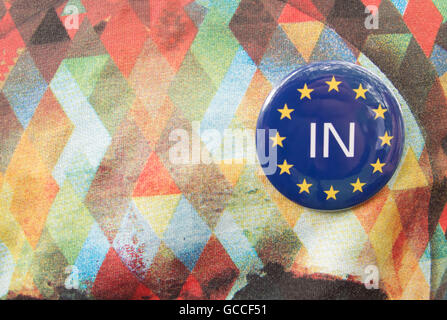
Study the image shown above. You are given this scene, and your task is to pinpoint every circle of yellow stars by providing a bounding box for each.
[272,76,394,201]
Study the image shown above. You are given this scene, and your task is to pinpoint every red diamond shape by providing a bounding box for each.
[0,12,25,82]
[279,0,323,23]
[440,202,447,234]
[101,3,148,77]
[404,0,443,57]
[148,1,197,71]
[192,235,239,299]
[361,0,382,8]
[92,248,141,300]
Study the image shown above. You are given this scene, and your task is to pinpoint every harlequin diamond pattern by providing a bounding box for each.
[0,0,446,300]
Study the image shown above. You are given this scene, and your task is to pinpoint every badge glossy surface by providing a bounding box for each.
[256,61,405,211]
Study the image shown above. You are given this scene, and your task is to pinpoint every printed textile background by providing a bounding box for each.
[0,0,447,300]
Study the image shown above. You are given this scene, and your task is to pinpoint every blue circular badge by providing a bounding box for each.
[256,61,405,211]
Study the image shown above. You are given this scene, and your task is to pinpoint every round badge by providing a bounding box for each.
[256,61,405,211]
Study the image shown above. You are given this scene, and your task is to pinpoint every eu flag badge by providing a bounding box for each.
[256,61,405,211]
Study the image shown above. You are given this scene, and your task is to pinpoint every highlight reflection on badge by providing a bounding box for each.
[256,61,405,211]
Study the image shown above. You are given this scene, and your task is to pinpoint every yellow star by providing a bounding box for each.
[351,178,366,193]
[370,158,386,173]
[278,159,293,175]
[324,186,339,200]
[297,83,314,100]
[372,104,387,119]
[353,84,368,99]
[277,104,294,120]
[270,132,286,148]
[297,178,312,194]
[325,76,342,92]
[379,131,393,146]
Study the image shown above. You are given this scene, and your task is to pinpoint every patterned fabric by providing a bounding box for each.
[0,0,446,300]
